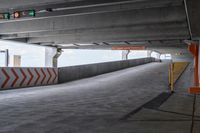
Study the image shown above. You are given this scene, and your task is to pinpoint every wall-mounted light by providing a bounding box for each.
[14,11,20,18]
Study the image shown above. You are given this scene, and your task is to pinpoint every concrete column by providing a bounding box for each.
[153,52,161,62]
[5,49,9,67]
[158,53,161,59]
[155,52,161,59]
[122,50,130,60]
[53,48,63,68]
[45,47,57,67]
[147,50,152,57]
[0,49,9,67]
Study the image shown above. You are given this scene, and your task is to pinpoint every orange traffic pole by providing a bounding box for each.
[188,44,200,93]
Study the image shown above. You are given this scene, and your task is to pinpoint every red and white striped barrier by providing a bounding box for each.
[0,67,58,89]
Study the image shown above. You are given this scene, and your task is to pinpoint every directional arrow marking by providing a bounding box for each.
[52,68,57,83]
[27,68,34,86]
[1,68,10,88]
[20,68,27,87]
[0,68,58,89]
[47,68,52,84]
[41,68,46,85]
[34,68,40,85]
[11,68,19,87]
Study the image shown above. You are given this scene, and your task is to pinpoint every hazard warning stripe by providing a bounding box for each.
[0,67,58,89]
[34,68,40,85]
[47,68,51,84]
[11,68,19,87]
[41,68,46,84]
[52,68,57,83]
[20,68,27,87]
[1,68,10,88]
[27,68,33,86]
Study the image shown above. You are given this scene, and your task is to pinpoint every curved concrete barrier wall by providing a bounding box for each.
[58,57,155,83]
[0,67,58,90]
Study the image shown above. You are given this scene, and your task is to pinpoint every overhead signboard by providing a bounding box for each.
[112,46,146,50]
[0,10,35,20]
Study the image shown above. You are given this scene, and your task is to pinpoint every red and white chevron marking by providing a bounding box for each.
[0,67,58,89]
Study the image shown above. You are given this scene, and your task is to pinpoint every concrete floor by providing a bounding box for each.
[0,62,197,133]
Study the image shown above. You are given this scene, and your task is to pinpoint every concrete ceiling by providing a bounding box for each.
[0,0,198,57]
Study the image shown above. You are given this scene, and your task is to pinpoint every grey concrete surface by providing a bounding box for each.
[0,0,193,62]
[0,0,191,59]
[187,0,200,38]
[0,62,197,133]
[58,57,155,83]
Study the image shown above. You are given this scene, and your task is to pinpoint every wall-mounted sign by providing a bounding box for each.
[14,10,36,18]
[0,13,10,19]
[112,46,146,50]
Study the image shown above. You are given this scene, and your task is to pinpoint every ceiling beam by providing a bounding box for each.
[27,27,189,44]
[0,0,183,22]
[1,21,188,39]
[0,6,186,34]
[185,0,200,39]
[0,0,182,12]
